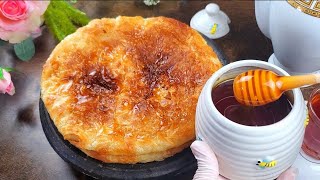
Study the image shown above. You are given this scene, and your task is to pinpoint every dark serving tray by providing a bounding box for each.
[39,36,227,180]
[203,35,228,66]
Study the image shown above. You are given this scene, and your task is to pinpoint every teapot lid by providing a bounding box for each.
[190,3,230,39]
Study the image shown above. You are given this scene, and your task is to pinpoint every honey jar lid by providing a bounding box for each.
[190,3,230,39]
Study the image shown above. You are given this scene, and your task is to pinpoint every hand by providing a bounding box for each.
[190,141,298,180]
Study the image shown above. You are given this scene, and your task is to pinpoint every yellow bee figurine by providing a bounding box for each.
[304,110,309,127]
[256,159,277,168]
[210,23,218,34]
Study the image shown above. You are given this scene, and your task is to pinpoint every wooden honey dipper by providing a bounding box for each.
[233,69,320,106]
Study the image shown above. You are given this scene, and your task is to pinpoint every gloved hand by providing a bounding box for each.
[191,141,298,180]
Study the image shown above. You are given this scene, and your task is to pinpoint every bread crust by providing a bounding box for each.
[41,16,221,163]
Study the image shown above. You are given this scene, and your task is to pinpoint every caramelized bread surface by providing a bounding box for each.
[41,16,221,163]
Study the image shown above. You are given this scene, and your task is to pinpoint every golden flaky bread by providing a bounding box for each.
[41,16,221,164]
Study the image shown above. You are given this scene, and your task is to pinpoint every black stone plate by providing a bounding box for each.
[39,36,227,180]
[202,35,228,66]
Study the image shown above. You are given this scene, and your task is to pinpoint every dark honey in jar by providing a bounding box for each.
[211,80,292,126]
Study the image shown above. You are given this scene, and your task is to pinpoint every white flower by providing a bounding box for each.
[143,0,160,6]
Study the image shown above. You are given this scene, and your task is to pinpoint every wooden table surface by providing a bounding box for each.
[1,1,315,180]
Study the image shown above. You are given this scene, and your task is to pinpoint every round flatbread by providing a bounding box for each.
[41,16,221,164]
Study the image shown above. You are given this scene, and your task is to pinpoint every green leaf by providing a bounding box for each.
[62,1,90,26]
[44,0,90,42]
[13,37,35,61]
[0,67,14,79]
[0,40,7,46]
[0,67,3,80]
[3,67,14,72]
[45,6,76,41]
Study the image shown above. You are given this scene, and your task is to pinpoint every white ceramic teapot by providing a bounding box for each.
[255,0,320,75]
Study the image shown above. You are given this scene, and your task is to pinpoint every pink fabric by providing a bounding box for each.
[0,0,49,43]
[0,69,15,95]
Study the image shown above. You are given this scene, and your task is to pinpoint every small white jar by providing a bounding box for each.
[196,60,306,180]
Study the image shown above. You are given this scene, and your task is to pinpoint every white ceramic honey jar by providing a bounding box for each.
[196,60,306,180]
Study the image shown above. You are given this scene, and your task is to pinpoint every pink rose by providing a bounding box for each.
[0,69,15,95]
[0,0,27,20]
[0,0,50,43]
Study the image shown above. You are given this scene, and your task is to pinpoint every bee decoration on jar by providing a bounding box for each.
[256,158,277,169]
